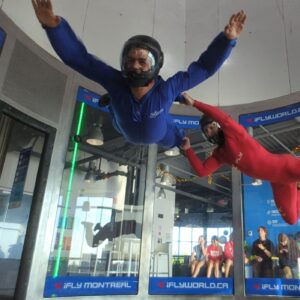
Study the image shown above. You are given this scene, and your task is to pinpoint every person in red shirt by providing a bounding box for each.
[206,236,223,278]
[181,93,300,225]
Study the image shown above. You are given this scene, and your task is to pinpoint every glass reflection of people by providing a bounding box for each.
[82,220,142,247]
[32,0,246,149]
[206,236,223,278]
[295,231,300,252]
[252,226,274,278]
[224,232,234,278]
[190,235,207,278]
[181,93,300,225]
[277,233,300,278]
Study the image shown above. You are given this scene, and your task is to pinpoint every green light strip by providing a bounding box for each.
[53,102,86,277]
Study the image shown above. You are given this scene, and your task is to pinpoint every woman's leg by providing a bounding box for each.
[207,260,214,278]
[271,182,298,225]
[225,259,233,278]
[190,261,196,275]
[214,261,220,278]
[192,260,205,278]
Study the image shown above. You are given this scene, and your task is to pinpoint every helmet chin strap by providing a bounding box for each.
[126,71,154,87]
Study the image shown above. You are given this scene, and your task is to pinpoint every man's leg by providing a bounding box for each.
[263,265,274,278]
[252,262,261,278]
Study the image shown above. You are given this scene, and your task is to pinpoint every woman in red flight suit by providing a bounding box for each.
[181,93,300,225]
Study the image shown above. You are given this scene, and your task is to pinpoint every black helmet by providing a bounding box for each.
[200,115,215,132]
[200,115,224,146]
[121,35,164,87]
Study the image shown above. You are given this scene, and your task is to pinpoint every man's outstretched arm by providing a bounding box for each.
[166,10,246,102]
[195,10,247,76]
[32,0,119,90]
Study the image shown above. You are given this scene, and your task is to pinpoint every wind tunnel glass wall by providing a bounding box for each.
[240,102,300,297]
[0,113,45,298]
[149,125,233,295]
[43,88,146,297]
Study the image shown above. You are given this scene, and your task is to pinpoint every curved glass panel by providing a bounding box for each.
[44,88,146,297]
[149,119,233,295]
[241,102,300,297]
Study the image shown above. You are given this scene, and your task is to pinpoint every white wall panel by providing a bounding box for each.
[153,0,186,79]
[82,0,155,69]
[284,0,300,93]
[219,0,290,106]
[185,0,220,105]
[2,0,89,59]
[81,0,185,76]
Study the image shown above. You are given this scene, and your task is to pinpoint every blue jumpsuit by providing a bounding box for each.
[45,18,237,148]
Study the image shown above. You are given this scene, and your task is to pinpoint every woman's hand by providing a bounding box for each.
[181,137,191,151]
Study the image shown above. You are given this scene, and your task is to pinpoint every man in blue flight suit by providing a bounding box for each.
[32,0,246,149]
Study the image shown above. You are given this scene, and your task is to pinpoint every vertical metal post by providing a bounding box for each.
[232,167,245,296]
[138,144,157,297]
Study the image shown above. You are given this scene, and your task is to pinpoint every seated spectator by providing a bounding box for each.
[189,235,207,278]
[207,236,223,278]
[277,233,300,278]
[252,226,274,278]
[224,232,234,277]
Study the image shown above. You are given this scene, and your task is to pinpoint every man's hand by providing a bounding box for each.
[256,256,263,262]
[224,10,247,40]
[257,243,265,250]
[32,0,60,28]
[182,93,195,107]
[181,137,191,151]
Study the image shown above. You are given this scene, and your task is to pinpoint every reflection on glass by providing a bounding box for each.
[46,156,143,278]
[44,100,145,297]
[0,115,45,297]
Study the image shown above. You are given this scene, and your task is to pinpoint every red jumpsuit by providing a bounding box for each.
[185,100,300,225]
